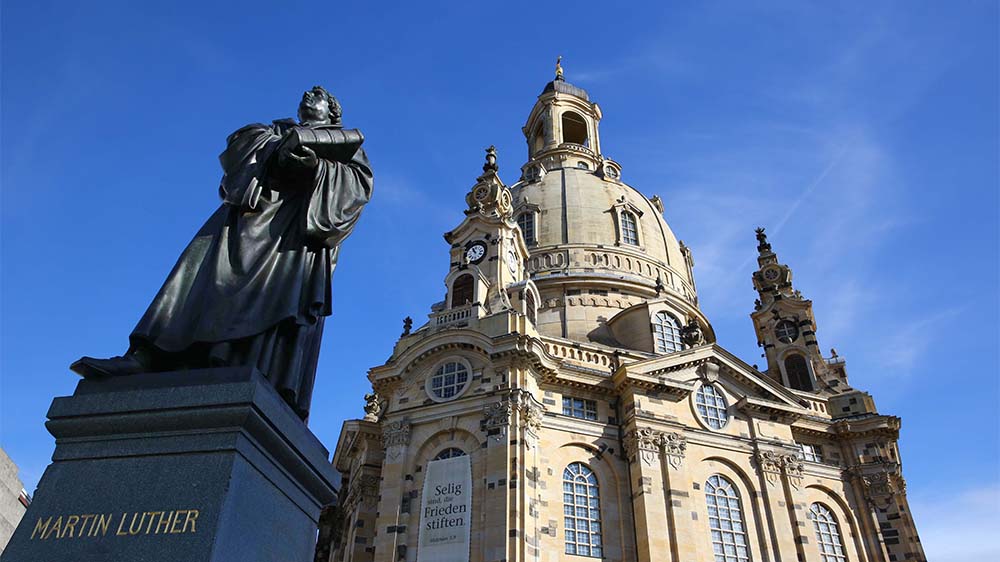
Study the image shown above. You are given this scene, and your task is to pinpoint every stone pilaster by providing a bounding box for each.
[372,419,411,561]
[777,454,809,562]
[622,426,675,562]
[752,449,801,562]
[480,391,514,562]
[847,462,926,562]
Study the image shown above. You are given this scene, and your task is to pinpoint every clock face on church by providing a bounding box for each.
[506,249,519,274]
[762,265,782,282]
[465,241,487,264]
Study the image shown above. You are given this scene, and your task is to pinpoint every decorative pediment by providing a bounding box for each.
[613,344,808,415]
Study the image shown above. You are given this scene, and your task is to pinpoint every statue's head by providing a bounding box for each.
[298,86,342,126]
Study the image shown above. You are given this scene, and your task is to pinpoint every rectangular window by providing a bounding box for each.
[620,211,639,245]
[798,443,823,463]
[562,397,598,421]
[517,212,536,245]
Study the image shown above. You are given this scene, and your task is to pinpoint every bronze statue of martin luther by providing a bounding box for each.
[72,86,373,421]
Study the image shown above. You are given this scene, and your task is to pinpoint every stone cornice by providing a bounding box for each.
[332,418,381,473]
[612,367,696,398]
[736,396,804,424]
[832,414,901,441]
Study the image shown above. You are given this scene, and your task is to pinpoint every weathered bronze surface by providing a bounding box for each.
[71,86,373,420]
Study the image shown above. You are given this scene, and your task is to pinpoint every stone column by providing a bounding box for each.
[622,427,673,562]
[339,471,381,562]
[752,449,801,562]
[657,431,706,562]
[510,390,545,562]
[480,393,514,562]
[372,420,410,561]
[849,463,926,562]
[777,454,809,562]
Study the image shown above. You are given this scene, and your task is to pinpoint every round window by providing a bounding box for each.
[694,383,729,430]
[774,319,799,344]
[427,360,471,401]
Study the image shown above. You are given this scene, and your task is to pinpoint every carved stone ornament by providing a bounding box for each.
[623,428,664,467]
[381,420,411,449]
[696,361,721,383]
[781,454,804,489]
[363,392,382,422]
[754,450,783,485]
[853,464,906,509]
[520,400,544,435]
[681,319,705,347]
[482,400,513,442]
[345,474,380,510]
[662,432,687,470]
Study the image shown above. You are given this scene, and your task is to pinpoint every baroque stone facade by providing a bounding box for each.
[326,68,925,562]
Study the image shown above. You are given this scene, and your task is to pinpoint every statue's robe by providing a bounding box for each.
[129,119,373,419]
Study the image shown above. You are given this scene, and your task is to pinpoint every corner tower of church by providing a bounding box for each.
[326,64,925,562]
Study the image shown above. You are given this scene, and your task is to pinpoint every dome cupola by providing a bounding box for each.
[510,60,713,349]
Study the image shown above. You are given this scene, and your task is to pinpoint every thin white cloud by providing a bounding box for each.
[877,306,965,373]
[910,482,1000,562]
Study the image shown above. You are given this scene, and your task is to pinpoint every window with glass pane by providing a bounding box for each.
[653,311,683,353]
[429,361,469,400]
[799,443,823,463]
[621,211,639,245]
[525,291,537,325]
[563,463,602,558]
[774,319,799,343]
[433,447,466,460]
[695,384,729,429]
[784,354,813,391]
[705,475,751,562]
[517,212,536,245]
[810,503,847,562]
[562,397,598,420]
[451,274,474,307]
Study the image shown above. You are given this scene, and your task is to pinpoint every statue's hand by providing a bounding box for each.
[281,145,319,169]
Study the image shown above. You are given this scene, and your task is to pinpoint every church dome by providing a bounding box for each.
[508,73,710,348]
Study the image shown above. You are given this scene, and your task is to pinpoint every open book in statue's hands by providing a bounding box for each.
[279,126,364,164]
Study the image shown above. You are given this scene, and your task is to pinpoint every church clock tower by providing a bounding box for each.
[441,146,536,324]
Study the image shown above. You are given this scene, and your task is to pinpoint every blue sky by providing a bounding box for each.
[2,1,996,559]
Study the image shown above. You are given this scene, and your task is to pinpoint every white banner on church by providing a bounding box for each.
[417,454,471,562]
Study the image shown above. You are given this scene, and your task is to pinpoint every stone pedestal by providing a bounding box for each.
[1,368,338,562]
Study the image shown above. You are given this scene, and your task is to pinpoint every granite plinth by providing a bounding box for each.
[1,367,338,562]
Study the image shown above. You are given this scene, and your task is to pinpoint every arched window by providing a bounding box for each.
[621,211,639,245]
[784,354,813,391]
[563,463,602,558]
[451,274,474,307]
[433,447,467,461]
[695,384,730,429]
[561,111,589,146]
[532,125,545,155]
[705,475,751,562]
[653,311,682,354]
[517,212,536,245]
[428,361,470,400]
[810,503,847,562]
[525,291,537,325]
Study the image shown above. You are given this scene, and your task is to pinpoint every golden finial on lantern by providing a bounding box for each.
[555,55,564,81]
